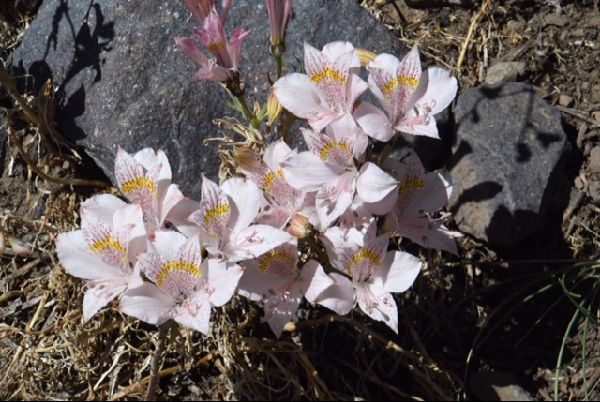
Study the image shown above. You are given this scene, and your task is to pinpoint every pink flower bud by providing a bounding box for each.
[265,0,293,47]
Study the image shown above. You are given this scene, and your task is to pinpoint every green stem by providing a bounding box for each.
[378,132,400,165]
[236,95,260,129]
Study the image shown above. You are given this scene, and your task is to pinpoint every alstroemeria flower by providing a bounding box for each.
[182,0,232,23]
[189,176,293,262]
[354,47,458,141]
[120,231,243,334]
[265,0,293,47]
[240,141,316,229]
[238,242,315,336]
[376,152,461,254]
[55,195,146,321]
[273,41,368,131]
[282,116,387,229]
[114,147,199,236]
[306,223,421,333]
[175,8,248,82]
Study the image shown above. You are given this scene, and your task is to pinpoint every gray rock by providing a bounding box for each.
[485,61,526,84]
[468,371,534,401]
[448,82,569,247]
[9,0,406,199]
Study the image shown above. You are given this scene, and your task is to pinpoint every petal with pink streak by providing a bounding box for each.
[172,291,212,334]
[263,280,303,337]
[227,27,250,69]
[190,175,231,239]
[228,224,293,262]
[356,284,399,333]
[414,67,458,115]
[175,36,210,67]
[83,279,127,322]
[315,173,355,229]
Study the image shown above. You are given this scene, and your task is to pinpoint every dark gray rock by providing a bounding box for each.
[448,82,569,247]
[468,371,534,401]
[10,0,406,199]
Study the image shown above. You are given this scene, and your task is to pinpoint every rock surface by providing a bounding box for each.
[10,0,406,199]
[485,61,527,84]
[448,82,569,247]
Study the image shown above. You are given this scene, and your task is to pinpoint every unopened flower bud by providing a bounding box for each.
[267,92,282,126]
[287,214,311,238]
[265,0,293,48]
[355,48,376,67]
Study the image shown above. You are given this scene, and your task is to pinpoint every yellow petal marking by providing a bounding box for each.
[203,203,230,227]
[319,140,351,161]
[310,67,345,84]
[121,176,155,193]
[89,235,126,254]
[398,178,425,193]
[156,261,202,288]
[382,75,419,97]
[346,248,381,276]
[258,250,296,273]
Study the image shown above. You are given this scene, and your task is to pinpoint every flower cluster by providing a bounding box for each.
[55,1,461,337]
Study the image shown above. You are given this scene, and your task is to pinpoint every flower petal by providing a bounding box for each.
[221,177,262,234]
[206,259,244,307]
[56,231,125,281]
[354,101,395,142]
[120,283,174,326]
[282,152,340,191]
[172,291,212,334]
[82,280,127,322]
[228,224,293,262]
[273,73,329,120]
[377,250,421,293]
[356,284,399,333]
[310,272,355,315]
[356,162,397,203]
[300,260,334,302]
[263,281,302,337]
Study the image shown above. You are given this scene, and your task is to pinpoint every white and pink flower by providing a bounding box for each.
[189,176,293,262]
[355,47,458,141]
[378,152,461,254]
[175,8,248,82]
[273,41,368,131]
[120,231,243,334]
[55,195,146,321]
[114,147,199,236]
[282,116,391,229]
[238,242,314,336]
[304,223,421,333]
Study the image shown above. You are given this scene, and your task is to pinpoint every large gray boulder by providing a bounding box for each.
[10,0,406,199]
[448,82,570,247]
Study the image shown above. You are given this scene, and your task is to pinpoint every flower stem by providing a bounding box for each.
[236,94,260,129]
[145,322,170,401]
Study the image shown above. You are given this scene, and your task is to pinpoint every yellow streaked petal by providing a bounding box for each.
[156,260,202,288]
[382,75,419,97]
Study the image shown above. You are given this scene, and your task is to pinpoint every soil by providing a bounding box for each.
[1,0,600,400]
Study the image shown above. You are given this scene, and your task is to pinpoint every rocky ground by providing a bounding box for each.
[1,0,599,400]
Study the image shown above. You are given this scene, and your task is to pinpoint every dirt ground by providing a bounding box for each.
[1,0,600,400]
